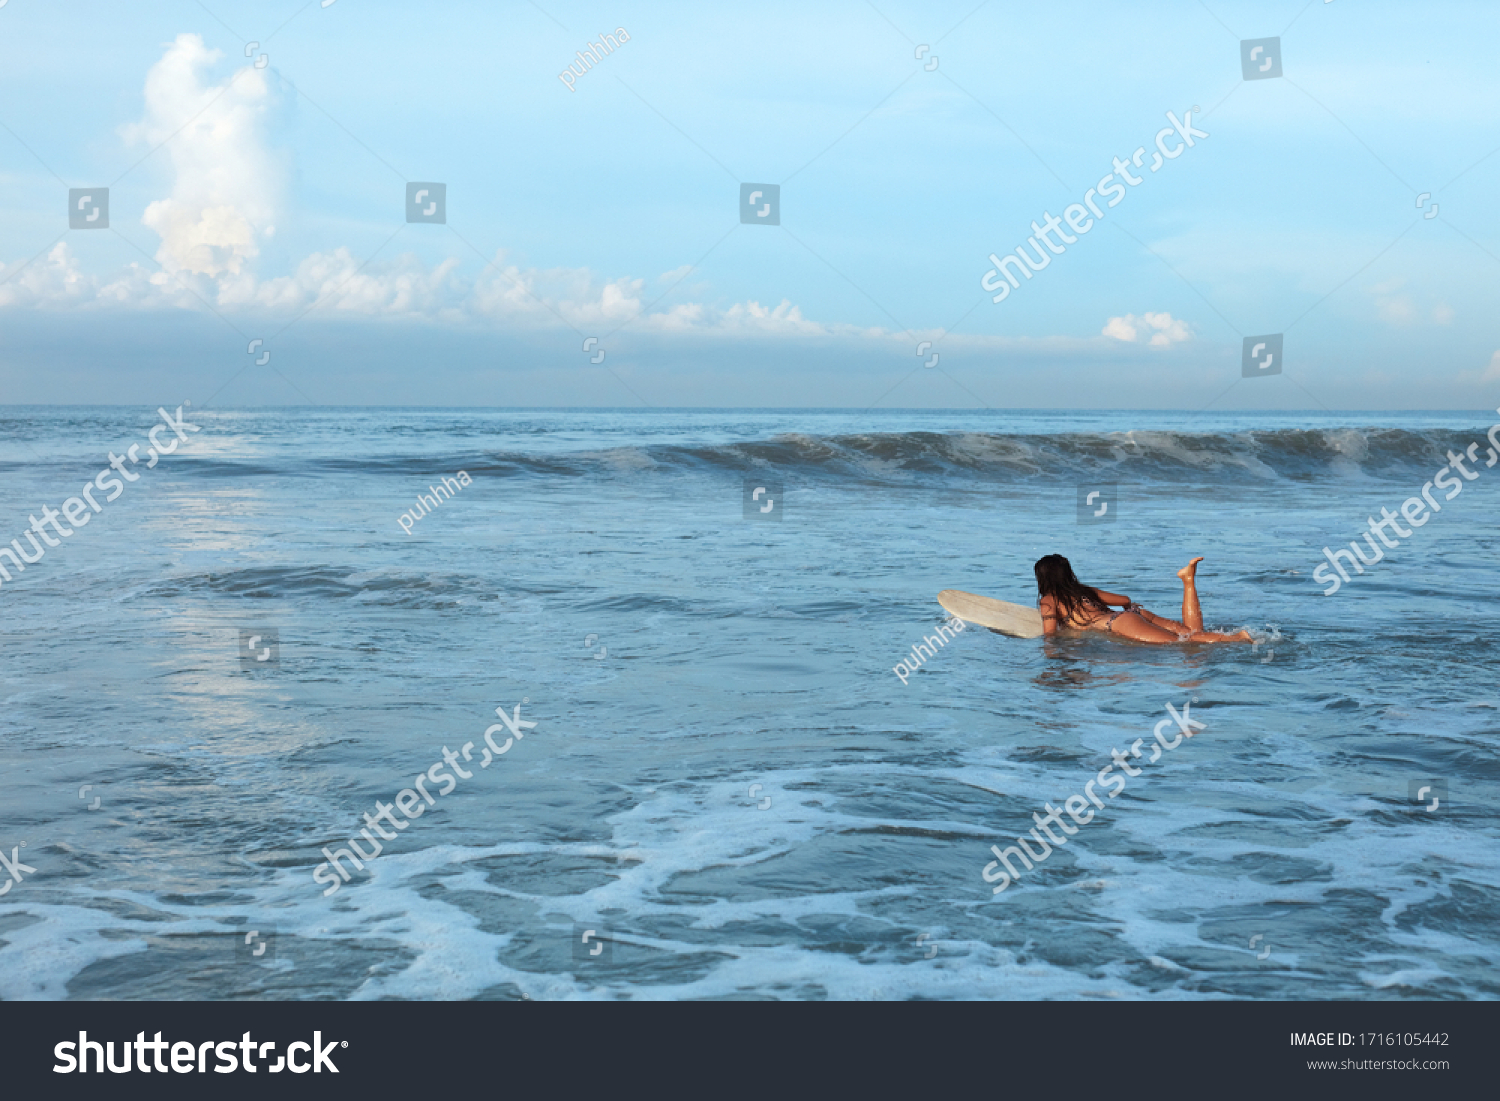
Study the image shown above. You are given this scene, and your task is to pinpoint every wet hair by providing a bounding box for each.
[1034,554,1107,627]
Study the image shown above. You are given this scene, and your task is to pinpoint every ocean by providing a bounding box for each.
[1,406,1497,1000]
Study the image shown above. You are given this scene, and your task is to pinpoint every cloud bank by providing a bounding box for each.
[0,34,881,342]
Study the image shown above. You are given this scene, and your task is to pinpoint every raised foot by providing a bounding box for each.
[1177,556,1206,581]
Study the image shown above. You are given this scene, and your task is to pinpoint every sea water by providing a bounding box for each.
[1,406,1496,1000]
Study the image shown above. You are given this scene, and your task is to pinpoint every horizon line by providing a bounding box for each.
[0,405,1491,414]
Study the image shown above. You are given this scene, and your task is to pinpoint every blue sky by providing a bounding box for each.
[1,0,1498,408]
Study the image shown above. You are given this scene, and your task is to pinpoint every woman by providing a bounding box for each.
[1034,554,1252,644]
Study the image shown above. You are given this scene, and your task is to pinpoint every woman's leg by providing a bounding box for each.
[1186,629,1253,643]
[1175,556,1253,642]
[1104,611,1187,644]
[1134,607,1189,634]
[1102,612,1251,644]
[1177,556,1205,632]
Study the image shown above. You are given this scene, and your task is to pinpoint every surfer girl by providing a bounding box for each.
[1034,554,1253,644]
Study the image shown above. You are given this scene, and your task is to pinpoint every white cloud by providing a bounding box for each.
[1373,288,1459,327]
[1370,279,1455,328]
[0,243,92,308]
[0,35,888,341]
[122,33,278,278]
[1376,293,1416,324]
[1102,311,1192,346]
[0,234,874,337]
[1483,351,1500,383]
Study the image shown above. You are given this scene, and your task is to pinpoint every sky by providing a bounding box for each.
[1,0,1498,409]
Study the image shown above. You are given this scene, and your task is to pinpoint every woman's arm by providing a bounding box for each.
[1038,593,1060,635]
[1092,588,1133,607]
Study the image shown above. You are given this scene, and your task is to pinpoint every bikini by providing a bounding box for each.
[1098,602,1194,639]
[1090,602,1139,634]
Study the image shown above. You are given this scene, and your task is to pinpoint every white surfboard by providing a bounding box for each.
[938,589,1045,639]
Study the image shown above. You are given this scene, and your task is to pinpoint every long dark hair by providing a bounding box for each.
[1034,554,1106,626]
